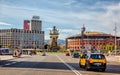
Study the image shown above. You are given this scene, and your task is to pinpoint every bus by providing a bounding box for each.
[0,48,13,55]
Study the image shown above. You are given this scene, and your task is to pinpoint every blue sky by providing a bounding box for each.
[0,0,120,40]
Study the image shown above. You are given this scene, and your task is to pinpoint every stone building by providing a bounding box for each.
[49,26,59,51]
[66,31,120,52]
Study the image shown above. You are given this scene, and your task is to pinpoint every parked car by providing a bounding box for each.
[66,52,70,56]
[79,53,106,71]
[72,52,79,58]
[0,48,13,55]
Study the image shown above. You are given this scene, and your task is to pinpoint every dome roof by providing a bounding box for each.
[50,26,59,35]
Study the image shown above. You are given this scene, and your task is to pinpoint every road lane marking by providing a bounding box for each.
[11,61,17,64]
[56,55,82,75]
[5,63,11,66]
[1,55,46,67]
[3,61,20,66]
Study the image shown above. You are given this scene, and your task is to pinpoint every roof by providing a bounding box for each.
[67,31,120,39]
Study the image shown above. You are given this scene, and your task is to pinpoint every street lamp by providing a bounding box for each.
[74,35,75,52]
[114,23,117,55]
[20,30,24,54]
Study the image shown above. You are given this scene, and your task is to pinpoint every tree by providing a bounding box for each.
[6,44,12,48]
[44,44,48,49]
[60,45,66,53]
[0,44,2,48]
[105,45,109,52]
[99,45,103,50]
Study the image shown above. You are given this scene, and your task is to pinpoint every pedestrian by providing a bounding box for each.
[97,49,101,53]
[108,50,111,56]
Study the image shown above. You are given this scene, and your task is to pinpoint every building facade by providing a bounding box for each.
[49,26,60,51]
[0,16,44,50]
[24,20,30,30]
[66,31,120,51]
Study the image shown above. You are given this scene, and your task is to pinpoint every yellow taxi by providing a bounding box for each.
[79,53,106,71]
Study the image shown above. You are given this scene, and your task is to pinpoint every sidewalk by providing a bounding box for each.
[0,55,30,61]
[0,55,14,60]
[106,55,120,63]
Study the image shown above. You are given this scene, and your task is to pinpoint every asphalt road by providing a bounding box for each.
[0,53,120,75]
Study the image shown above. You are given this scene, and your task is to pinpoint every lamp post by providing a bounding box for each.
[34,30,36,54]
[20,30,24,54]
[114,24,117,56]
[74,35,75,52]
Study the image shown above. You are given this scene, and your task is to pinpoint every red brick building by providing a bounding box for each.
[66,32,120,51]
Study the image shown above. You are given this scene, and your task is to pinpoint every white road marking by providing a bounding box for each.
[5,63,11,66]
[11,61,17,64]
[3,61,20,66]
[56,55,82,75]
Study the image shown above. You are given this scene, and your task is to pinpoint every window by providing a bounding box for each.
[90,54,105,59]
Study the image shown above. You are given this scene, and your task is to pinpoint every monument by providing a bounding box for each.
[49,26,60,51]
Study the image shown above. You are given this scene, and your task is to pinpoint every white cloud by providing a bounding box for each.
[0,4,75,25]
[45,35,50,40]
[71,2,120,37]
[95,3,120,35]
[45,33,67,40]
[0,1,120,39]
[45,28,80,40]
[45,27,52,30]
[0,22,12,26]
[117,31,120,37]
[59,29,80,38]
[63,0,77,6]
[59,29,79,33]
[59,33,68,40]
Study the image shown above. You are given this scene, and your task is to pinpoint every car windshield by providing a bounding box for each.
[90,54,105,59]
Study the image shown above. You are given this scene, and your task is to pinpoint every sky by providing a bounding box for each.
[0,0,120,40]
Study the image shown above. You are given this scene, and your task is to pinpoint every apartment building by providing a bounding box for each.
[0,16,44,50]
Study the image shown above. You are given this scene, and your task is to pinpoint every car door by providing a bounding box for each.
[80,55,86,66]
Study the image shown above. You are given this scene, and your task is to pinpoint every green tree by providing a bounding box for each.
[60,46,66,53]
[99,45,103,50]
[44,44,48,49]
[0,44,2,48]
[109,45,114,51]
[6,44,12,48]
[105,45,109,52]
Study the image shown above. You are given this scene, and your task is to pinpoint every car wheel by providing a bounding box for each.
[101,68,105,72]
[79,63,82,68]
[85,64,90,71]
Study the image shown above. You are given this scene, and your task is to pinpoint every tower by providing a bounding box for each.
[24,16,42,31]
[23,16,44,50]
[30,16,42,31]
[49,26,59,51]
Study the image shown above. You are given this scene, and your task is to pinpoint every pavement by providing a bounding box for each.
[0,55,13,60]
[0,54,120,75]
[0,54,120,63]
[0,55,30,61]
[106,55,120,63]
